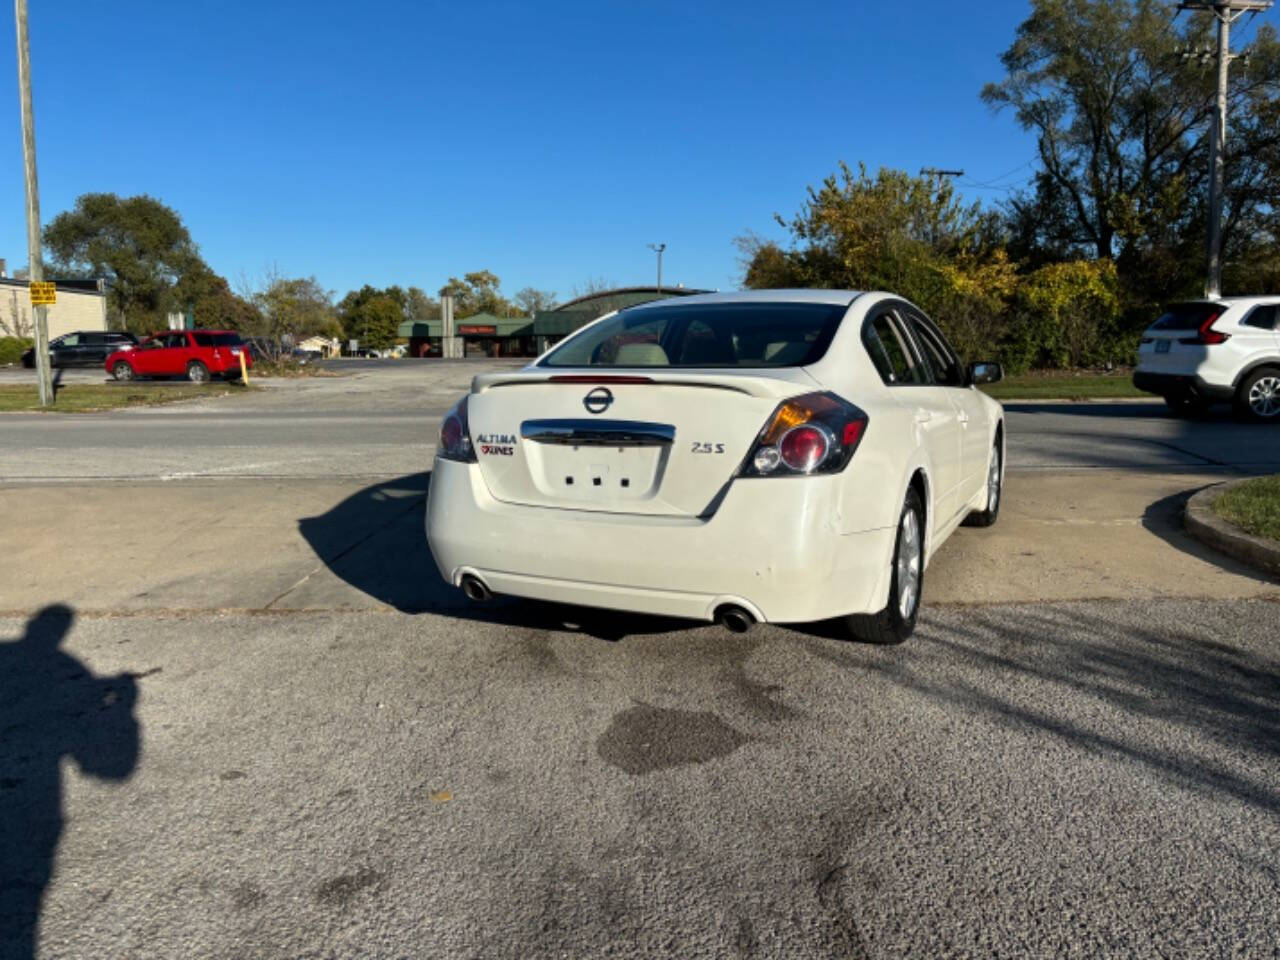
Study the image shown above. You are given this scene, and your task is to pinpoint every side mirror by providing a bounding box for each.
[968,361,1003,386]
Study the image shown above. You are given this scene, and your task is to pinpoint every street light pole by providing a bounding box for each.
[14,0,53,406]
[648,243,666,294]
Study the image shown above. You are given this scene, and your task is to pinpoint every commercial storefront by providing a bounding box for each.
[396,286,710,359]
[398,312,536,358]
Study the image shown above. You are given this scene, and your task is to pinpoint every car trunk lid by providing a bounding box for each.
[465,369,819,517]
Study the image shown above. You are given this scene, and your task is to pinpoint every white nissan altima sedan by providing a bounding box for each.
[426,290,1005,643]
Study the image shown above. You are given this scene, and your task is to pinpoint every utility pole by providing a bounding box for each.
[648,243,666,293]
[920,167,964,189]
[14,0,53,406]
[1178,1,1273,298]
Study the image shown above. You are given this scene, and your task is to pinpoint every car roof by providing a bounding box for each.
[1192,296,1280,307]
[626,289,865,311]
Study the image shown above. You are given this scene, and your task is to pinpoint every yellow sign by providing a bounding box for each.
[29,281,56,306]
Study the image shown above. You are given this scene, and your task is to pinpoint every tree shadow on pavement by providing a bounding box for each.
[297,472,693,641]
[808,601,1280,814]
[0,605,141,960]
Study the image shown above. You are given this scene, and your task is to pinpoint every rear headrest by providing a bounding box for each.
[764,340,810,364]
[614,342,669,366]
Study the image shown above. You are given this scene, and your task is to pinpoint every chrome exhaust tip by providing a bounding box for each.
[715,605,755,634]
[460,574,492,602]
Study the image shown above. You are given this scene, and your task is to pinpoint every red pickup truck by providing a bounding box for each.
[105,330,252,382]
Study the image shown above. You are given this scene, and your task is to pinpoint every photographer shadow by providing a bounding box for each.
[0,605,140,960]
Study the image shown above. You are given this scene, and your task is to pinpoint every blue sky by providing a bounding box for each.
[0,1,1128,300]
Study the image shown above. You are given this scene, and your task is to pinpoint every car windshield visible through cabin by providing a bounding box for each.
[539,302,847,368]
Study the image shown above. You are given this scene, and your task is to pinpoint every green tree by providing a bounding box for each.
[740,163,1014,357]
[173,263,262,331]
[405,286,439,324]
[255,275,341,342]
[984,0,1280,303]
[44,193,203,331]
[336,285,406,349]
[441,270,516,316]
[513,287,557,315]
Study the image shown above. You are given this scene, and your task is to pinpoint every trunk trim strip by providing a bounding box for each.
[521,419,676,447]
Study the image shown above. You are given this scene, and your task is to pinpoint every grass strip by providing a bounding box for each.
[1213,474,1280,542]
[982,373,1146,401]
[0,383,254,413]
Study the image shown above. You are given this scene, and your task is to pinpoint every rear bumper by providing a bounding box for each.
[1132,370,1234,402]
[425,457,897,624]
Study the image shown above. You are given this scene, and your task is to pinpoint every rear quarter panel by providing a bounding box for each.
[804,294,932,538]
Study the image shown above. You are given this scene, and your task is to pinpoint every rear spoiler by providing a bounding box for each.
[471,368,821,399]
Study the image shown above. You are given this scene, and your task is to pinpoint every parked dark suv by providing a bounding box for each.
[22,331,139,368]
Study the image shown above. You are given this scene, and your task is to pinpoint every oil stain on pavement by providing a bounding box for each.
[596,704,750,774]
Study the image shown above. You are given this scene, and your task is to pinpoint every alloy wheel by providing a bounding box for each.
[1248,375,1280,418]
[896,508,922,621]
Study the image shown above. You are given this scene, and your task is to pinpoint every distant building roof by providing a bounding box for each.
[0,276,105,296]
[534,285,711,337]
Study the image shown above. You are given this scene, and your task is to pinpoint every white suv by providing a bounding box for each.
[1133,298,1280,421]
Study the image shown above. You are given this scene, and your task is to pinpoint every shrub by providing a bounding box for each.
[0,337,33,366]
[1005,261,1124,372]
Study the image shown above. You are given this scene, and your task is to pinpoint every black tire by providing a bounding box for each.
[1233,366,1280,423]
[845,487,925,645]
[186,361,210,383]
[963,438,1003,528]
[1163,394,1207,417]
[111,361,134,381]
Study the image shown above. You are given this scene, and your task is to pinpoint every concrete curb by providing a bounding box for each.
[1185,480,1280,577]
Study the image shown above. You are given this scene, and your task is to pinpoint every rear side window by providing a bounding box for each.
[906,314,964,386]
[863,313,926,385]
[193,332,243,347]
[1152,303,1223,331]
[82,332,105,345]
[1242,304,1278,331]
[540,302,846,368]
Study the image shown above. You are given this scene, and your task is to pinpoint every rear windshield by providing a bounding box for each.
[539,302,847,368]
[1152,303,1223,331]
[193,332,243,347]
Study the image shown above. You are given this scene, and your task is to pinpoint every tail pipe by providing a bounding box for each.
[460,574,492,602]
[715,604,755,634]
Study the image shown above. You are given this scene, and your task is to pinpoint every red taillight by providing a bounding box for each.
[1181,312,1229,345]
[779,425,830,472]
[1199,314,1228,344]
[741,391,868,477]
[438,395,476,462]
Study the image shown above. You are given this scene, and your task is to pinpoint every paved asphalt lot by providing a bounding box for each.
[2,360,1278,958]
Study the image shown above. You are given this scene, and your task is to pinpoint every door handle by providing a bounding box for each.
[957,411,970,425]
[914,410,933,424]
